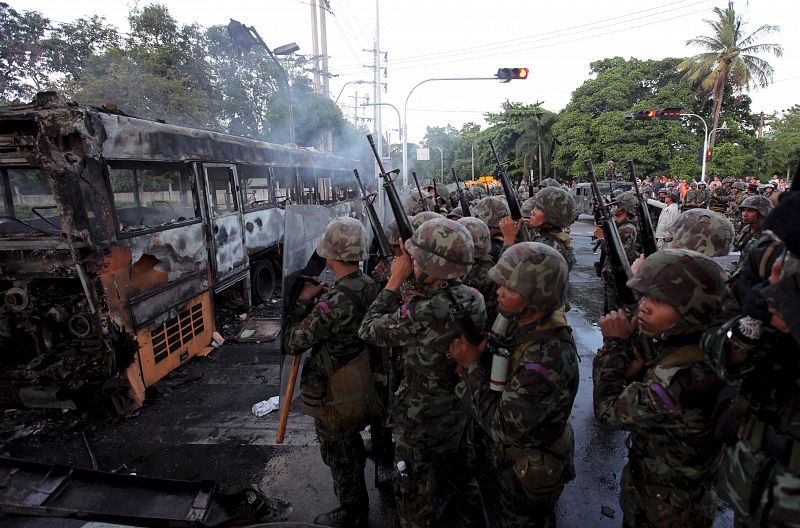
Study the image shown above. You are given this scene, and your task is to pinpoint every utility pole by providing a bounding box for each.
[309,0,321,93]
[374,0,382,168]
[319,1,332,151]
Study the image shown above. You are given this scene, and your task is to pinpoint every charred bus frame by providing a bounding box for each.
[0,92,358,413]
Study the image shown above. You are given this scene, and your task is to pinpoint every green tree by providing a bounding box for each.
[0,3,52,102]
[679,1,782,146]
[766,106,800,178]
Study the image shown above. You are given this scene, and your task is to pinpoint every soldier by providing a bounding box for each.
[728,182,747,232]
[450,243,579,528]
[696,181,710,208]
[709,178,733,213]
[762,183,775,199]
[358,217,487,528]
[500,186,577,270]
[411,211,443,230]
[403,190,433,216]
[285,217,380,527]
[472,195,511,262]
[668,208,735,257]
[726,195,774,314]
[593,191,639,313]
[732,196,771,258]
[701,191,800,527]
[458,216,498,327]
[539,177,561,189]
[594,249,727,528]
[683,181,699,210]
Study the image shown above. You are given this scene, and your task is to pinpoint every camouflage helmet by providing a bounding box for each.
[447,206,464,219]
[403,190,432,216]
[614,191,638,215]
[520,197,537,219]
[411,211,443,229]
[732,181,746,191]
[532,187,576,228]
[316,217,368,262]
[641,186,653,194]
[539,177,561,189]
[739,195,772,216]
[764,183,775,190]
[385,217,409,245]
[697,181,707,187]
[457,216,491,258]
[690,181,698,188]
[488,242,568,312]
[471,185,487,200]
[722,178,733,185]
[404,218,473,280]
[627,249,726,335]
[472,196,511,228]
[490,185,504,196]
[669,209,735,257]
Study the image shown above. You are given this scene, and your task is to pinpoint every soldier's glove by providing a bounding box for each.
[742,282,771,323]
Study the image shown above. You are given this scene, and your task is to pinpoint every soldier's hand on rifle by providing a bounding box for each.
[386,241,413,292]
[499,216,521,246]
[298,277,326,301]
[593,225,605,239]
[449,335,488,372]
[630,254,646,275]
[599,309,634,340]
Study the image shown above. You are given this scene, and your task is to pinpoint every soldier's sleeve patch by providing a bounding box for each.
[648,383,675,411]
[316,300,331,314]
[525,362,550,378]
[400,303,410,318]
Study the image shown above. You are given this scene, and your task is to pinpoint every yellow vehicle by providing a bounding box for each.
[464,176,496,187]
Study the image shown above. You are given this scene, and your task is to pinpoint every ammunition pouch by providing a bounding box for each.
[301,349,383,433]
[507,423,574,503]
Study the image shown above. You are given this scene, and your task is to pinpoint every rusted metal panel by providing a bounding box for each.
[129,270,209,329]
[243,207,284,254]
[123,223,209,280]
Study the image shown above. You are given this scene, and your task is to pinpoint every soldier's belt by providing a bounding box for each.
[739,415,800,472]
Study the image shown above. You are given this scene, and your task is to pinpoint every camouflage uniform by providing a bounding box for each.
[668,208,735,257]
[701,243,800,527]
[696,184,711,208]
[600,193,639,314]
[473,196,511,262]
[458,216,498,327]
[594,250,728,528]
[456,243,579,528]
[404,190,433,216]
[728,184,746,232]
[358,218,487,528]
[285,217,380,526]
[529,187,577,270]
[709,181,732,213]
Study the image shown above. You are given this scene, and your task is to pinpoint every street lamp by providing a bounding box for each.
[335,80,369,104]
[227,19,298,144]
[431,146,444,183]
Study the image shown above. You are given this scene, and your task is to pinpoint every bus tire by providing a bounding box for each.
[251,260,277,304]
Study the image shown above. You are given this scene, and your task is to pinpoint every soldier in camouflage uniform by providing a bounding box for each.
[668,208,735,257]
[594,249,727,528]
[285,217,380,527]
[594,191,640,314]
[472,195,511,262]
[450,243,579,528]
[458,216,498,327]
[500,187,577,270]
[404,190,433,216]
[701,192,800,527]
[728,182,747,232]
[358,217,487,528]
[733,196,771,259]
[539,177,561,189]
[411,211,443,230]
[709,178,732,213]
[683,181,699,210]
[696,181,711,209]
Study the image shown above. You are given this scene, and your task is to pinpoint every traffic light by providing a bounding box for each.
[657,107,682,120]
[496,68,529,83]
[705,148,713,161]
[632,109,658,120]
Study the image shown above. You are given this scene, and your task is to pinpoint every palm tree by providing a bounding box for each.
[679,1,782,146]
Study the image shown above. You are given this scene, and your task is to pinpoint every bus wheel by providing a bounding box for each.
[251,260,277,304]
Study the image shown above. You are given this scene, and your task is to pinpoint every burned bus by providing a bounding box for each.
[0,92,358,414]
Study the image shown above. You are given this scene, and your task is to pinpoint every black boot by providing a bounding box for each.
[313,504,368,527]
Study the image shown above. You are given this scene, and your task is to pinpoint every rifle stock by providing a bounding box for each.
[488,139,529,241]
[627,160,657,256]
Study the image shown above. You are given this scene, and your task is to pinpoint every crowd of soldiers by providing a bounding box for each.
[282,172,799,528]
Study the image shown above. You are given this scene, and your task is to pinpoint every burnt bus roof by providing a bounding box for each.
[0,91,356,170]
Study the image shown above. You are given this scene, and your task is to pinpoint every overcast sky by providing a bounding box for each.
[16,0,800,143]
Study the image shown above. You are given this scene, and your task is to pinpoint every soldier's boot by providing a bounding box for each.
[313,502,368,528]
[370,424,394,490]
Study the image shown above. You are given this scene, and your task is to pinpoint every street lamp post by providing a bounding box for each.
[402,76,503,188]
[227,19,298,144]
[681,113,729,183]
[361,102,402,158]
[432,146,444,183]
[335,80,368,104]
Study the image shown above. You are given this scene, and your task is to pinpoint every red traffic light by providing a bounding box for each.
[658,107,682,120]
[705,149,713,161]
[496,67,530,82]
[632,109,657,120]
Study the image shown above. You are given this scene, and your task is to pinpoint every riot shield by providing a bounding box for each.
[277,203,352,438]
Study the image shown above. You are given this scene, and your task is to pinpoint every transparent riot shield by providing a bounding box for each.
[277,203,352,437]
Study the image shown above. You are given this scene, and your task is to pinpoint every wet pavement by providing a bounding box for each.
[1,216,732,527]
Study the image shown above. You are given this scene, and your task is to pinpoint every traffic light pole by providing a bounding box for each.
[402,77,499,188]
[682,113,709,183]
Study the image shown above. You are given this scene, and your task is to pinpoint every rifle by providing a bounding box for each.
[277,253,327,444]
[411,171,429,212]
[586,159,637,306]
[451,168,472,216]
[488,139,529,241]
[354,169,391,259]
[627,160,658,256]
[367,134,414,241]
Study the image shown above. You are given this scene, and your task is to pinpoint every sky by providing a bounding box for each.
[14,0,800,144]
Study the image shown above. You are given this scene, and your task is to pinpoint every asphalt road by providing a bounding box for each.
[1,216,733,527]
